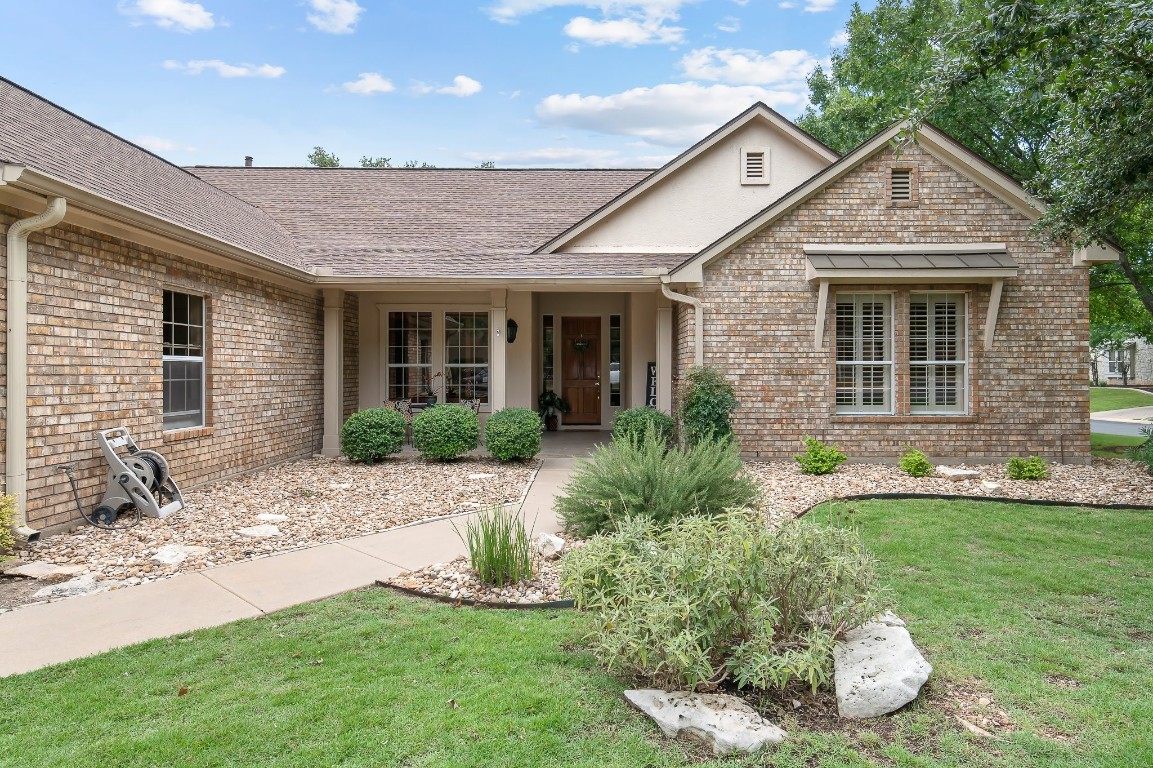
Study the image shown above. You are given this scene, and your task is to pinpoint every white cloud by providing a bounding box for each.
[163,59,285,78]
[679,47,818,86]
[118,0,215,32]
[486,1,696,23]
[829,29,849,47]
[439,75,484,97]
[341,72,395,94]
[716,15,740,33]
[804,0,837,11]
[135,135,197,153]
[564,15,684,45]
[306,0,364,34]
[536,82,808,146]
[460,146,673,167]
[778,1,795,7]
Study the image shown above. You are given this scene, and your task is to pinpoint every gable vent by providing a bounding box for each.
[741,147,771,185]
[890,168,913,202]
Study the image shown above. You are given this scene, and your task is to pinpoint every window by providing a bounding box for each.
[444,311,489,404]
[835,294,892,413]
[609,314,621,407]
[387,311,433,401]
[1106,346,1133,377]
[741,147,771,185]
[909,293,967,413]
[542,315,554,392]
[163,290,205,430]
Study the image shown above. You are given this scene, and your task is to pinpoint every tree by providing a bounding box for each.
[359,156,392,168]
[307,146,340,167]
[475,160,496,169]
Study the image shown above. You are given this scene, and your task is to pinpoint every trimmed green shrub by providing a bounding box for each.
[556,428,758,537]
[1126,426,1153,475]
[340,408,407,463]
[795,436,847,475]
[0,492,16,555]
[485,408,542,462]
[412,404,479,461]
[562,511,889,692]
[898,447,933,478]
[611,406,675,447]
[1007,455,1049,480]
[677,366,738,446]
[458,505,533,586]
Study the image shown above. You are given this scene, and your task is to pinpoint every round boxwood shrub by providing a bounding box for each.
[340,407,407,463]
[412,403,479,461]
[612,406,676,447]
[485,408,542,461]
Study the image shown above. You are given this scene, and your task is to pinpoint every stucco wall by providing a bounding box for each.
[674,143,1092,462]
[0,205,324,530]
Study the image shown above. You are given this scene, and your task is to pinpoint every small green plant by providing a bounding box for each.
[795,436,847,475]
[0,492,16,555]
[339,408,408,463]
[458,505,534,587]
[1007,455,1049,480]
[556,428,758,537]
[412,404,479,461]
[677,366,738,446]
[562,511,889,692]
[1126,426,1153,475]
[485,408,542,462]
[611,406,675,447]
[898,447,934,478]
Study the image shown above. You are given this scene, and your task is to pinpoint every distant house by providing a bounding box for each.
[1093,340,1153,386]
[0,77,1118,533]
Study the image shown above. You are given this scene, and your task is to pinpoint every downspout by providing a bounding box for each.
[659,275,703,367]
[6,195,67,541]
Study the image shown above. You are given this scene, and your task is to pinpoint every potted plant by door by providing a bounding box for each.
[537,390,572,431]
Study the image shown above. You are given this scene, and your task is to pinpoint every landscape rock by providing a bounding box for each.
[3,561,86,580]
[936,466,981,482]
[533,532,565,560]
[467,473,496,480]
[237,524,280,538]
[624,689,787,756]
[152,544,211,565]
[835,611,932,718]
[980,480,1002,494]
[33,574,102,599]
[256,513,289,523]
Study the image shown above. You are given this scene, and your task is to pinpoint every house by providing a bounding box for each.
[1092,339,1153,387]
[0,77,1118,535]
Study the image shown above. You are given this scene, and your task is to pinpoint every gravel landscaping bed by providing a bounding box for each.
[388,550,575,606]
[1,456,536,610]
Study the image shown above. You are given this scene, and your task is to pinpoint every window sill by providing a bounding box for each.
[831,414,977,424]
[163,426,214,442]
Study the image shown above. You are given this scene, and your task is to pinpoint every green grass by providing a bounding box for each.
[1090,432,1148,457]
[1090,386,1153,412]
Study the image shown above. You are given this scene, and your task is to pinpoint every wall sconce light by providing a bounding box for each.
[506,318,518,344]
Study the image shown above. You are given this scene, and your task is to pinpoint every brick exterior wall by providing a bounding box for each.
[1,205,325,530]
[675,143,1091,463]
[343,292,360,421]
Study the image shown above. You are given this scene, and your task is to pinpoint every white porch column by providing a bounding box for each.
[321,288,345,456]
[490,289,507,412]
[656,295,673,414]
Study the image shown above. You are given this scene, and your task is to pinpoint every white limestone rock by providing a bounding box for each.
[624,689,787,756]
[152,544,211,565]
[33,574,102,599]
[3,561,86,580]
[936,465,981,482]
[834,612,932,718]
[256,513,289,523]
[237,524,280,538]
[980,480,1002,494]
[533,532,565,560]
[467,473,496,480]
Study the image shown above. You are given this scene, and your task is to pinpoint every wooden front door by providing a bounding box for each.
[562,317,601,425]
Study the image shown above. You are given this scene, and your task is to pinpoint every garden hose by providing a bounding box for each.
[57,463,142,530]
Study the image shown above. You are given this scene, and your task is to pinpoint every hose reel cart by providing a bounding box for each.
[92,427,185,525]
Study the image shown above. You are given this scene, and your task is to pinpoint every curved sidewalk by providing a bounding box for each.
[1091,405,1153,437]
[0,451,585,678]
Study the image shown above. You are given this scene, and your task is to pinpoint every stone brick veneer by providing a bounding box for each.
[0,205,325,530]
[675,143,1091,463]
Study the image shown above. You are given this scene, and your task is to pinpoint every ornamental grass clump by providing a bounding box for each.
[458,505,534,587]
[555,428,758,537]
[795,436,847,475]
[412,404,479,461]
[562,511,888,692]
[1007,455,1049,480]
[339,408,408,463]
[485,407,542,461]
[898,447,934,478]
[611,406,676,447]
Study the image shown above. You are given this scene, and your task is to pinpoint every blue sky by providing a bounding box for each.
[1,0,867,168]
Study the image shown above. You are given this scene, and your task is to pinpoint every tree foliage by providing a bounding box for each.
[306,146,340,167]
[306,147,438,168]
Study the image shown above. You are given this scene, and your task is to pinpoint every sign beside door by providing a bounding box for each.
[645,362,657,408]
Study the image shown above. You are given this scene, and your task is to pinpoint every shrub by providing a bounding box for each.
[485,408,542,462]
[898,447,934,478]
[340,408,407,463]
[795,436,847,475]
[1126,426,1153,475]
[561,511,889,692]
[556,428,758,537]
[611,406,675,447]
[678,366,738,446]
[457,505,533,586]
[0,493,16,555]
[412,404,479,461]
[1007,455,1049,480]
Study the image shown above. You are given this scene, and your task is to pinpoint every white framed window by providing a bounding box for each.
[382,307,491,406]
[1106,346,1134,377]
[387,311,433,401]
[740,147,771,185]
[835,293,893,414]
[909,292,968,414]
[163,290,205,430]
[444,311,489,404]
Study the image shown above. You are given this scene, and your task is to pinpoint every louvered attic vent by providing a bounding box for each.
[890,168,913,202]
[741,147,770,185]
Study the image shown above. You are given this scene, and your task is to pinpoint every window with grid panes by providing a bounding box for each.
[387,311,433,401]
[444,311,489,404]
[909,293,967,413]
[163,290,205,430]
[835,293,892,414]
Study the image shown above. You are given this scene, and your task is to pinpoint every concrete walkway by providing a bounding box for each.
[1091,405,1153,437]
[0,433,600,677]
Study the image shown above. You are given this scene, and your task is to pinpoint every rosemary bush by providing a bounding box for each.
[458,505,534,587]
[562,511,888,692]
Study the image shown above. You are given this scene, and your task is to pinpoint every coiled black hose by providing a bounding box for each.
[57,464,142,530]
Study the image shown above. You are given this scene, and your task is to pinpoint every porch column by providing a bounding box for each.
[490,289,507,412]
[321,288,345,456]
[656,295,673,414]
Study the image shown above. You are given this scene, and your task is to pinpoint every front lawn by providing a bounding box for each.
[1090,431,1148,458]
[1090,386,1153,412]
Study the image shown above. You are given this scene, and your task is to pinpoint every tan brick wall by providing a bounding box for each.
[676,143,1091,462]
[343,292,359,421]
[1,205,325,530]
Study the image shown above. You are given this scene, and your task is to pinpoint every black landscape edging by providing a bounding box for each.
[798,492,1153,518]
[377,580,575,610]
